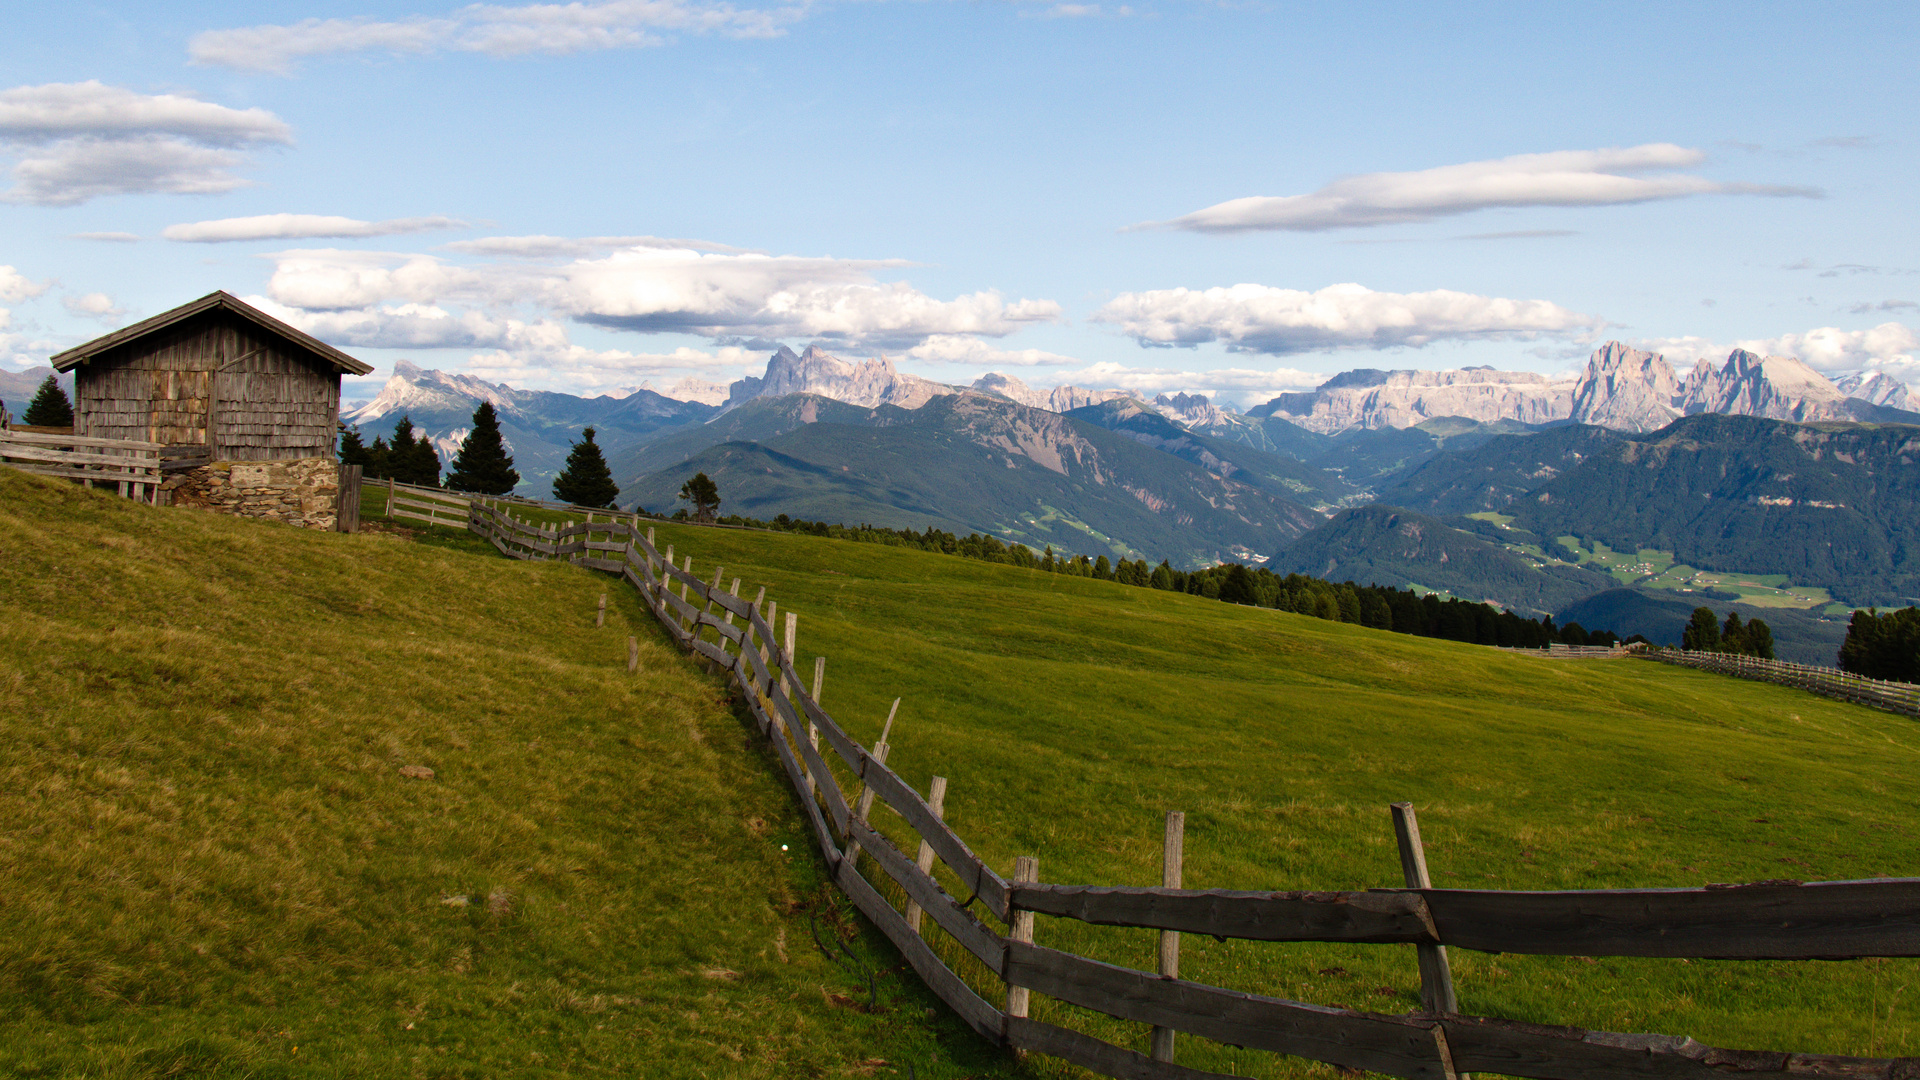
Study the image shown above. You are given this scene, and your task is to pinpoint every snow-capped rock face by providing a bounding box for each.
[345,360,526,425]
[1568,341,1684,433]
[970,371,1129,412]
[1835,371,1920,413]
[1153,392,1236,428]
[1684,349,1849,422]
[1251,367,1577,433]
[722,346,958,412]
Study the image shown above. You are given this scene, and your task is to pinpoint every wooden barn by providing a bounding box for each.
[39,291,373,529]
[49,290,373,459]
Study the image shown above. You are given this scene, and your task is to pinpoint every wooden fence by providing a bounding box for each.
[458,502,1920,1080]
[1642,649,1919,718]
[0,429,163,503]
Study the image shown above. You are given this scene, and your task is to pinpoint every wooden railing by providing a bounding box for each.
[458,502,1920,1080]
[0,429,163,503]
[1643,649,1919,718]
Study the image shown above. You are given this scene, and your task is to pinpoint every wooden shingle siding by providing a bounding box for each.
[71,308,346,461]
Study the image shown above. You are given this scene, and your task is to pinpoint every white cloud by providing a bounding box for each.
[0,82,291,206]
[73,231,142,242]
[164,213,466,243]
[1151,144,1820,233]
[0,265,52,302]
[1635,322,1920,383]
[441,233,754,258]
[191,0,804,75]
[62,292,126,322]
[1094,282,1602,355]
[260,242,1063,350]
[906,334,1081,367]
[1055,360,1327,409]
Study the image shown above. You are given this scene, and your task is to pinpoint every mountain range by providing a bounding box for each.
[326,338,1919,657]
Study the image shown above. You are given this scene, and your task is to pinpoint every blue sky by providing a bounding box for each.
[3,0,1916,406]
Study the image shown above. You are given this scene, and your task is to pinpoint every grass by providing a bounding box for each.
[639,517,1920,1076]
[10,471,1919,1079]
[0,470,1011,1079]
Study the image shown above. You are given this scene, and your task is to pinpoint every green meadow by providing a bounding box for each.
[644,517,1920,1075]
[6,469,1920,1079]
[0,471,1006,1079]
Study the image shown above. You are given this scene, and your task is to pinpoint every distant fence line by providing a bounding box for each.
[1641,648,1919,719]
[449,498,1920,1080]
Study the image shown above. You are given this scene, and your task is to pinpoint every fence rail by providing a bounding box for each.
[460,502,1920,1080]
[0,429,163,503]
[1643,648,1919,718]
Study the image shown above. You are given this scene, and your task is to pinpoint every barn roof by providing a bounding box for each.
[48,290,374,376]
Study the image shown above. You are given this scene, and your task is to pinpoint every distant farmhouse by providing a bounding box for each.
[48,291,372,530]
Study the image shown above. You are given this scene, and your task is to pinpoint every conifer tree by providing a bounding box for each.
[676,471,720,522]
[1682,607,1722,651]
[22,374,74,428]
[339,426,371,469]
[365,436,392,480]
[1721,611,1749,655]
[386,416,441,486]
[1747,618,1776,660]
[445,402,520,494]
[553,426,619,508]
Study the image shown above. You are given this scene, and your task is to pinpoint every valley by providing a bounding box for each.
[333,338,1920,657]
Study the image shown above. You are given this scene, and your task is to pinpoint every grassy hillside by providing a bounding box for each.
[647,517,1920,1073]
[0,470,1008,1079]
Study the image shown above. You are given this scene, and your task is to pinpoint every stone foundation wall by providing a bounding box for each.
[165,457,339,531]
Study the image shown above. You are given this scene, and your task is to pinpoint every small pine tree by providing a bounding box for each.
[553,426,619,508]
[1747,618,1776,660]
[676,471,721,522]
[339,426,371,469]
[1682,607,1722,651]
[387,416,441,486]
[445,402,520,494]
[1721,611,1749,656]
[365,436,392,480]
[23,374,74,428]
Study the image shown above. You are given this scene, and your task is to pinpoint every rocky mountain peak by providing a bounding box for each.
[1567,341,1683,433]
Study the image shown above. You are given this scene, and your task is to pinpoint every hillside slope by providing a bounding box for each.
[0,471,1005,1079]
[1271,504,1617,616]
[647,517,1920,1070]
[1383,415,1920,605]
[625,393,1328,566]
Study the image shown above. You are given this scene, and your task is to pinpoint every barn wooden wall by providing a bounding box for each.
[75,311,342,461]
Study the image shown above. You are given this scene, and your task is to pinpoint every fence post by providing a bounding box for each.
[843,740,891,872]
[628,636,639,674]
[906,775,950,934]
[1150,811,1185,1063]
[334,462,362,533]
[387,475,395,518]
[597,593,606,628]
[1007,855,1039,1027]
[1391,803,1462,1020]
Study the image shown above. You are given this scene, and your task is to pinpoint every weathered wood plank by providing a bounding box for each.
[835,845,1006,1044]
[845,815,1007,971]
[1,461,160,485]
[1009,884,1436,944]
[1004,939,1445,1078]
[1010,878,1920,960]
[0,431,165,450]
[1005,1018,1248,1080]
[767,683,852,835]
[1420,878,1920,959]
[0,443,161,468]
[859,761,1010,924]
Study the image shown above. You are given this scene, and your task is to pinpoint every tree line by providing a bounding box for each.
[1679,606,1777,659]
[1838,607,1920,682]
[680,503,1635,650]
[339,403,621,508]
